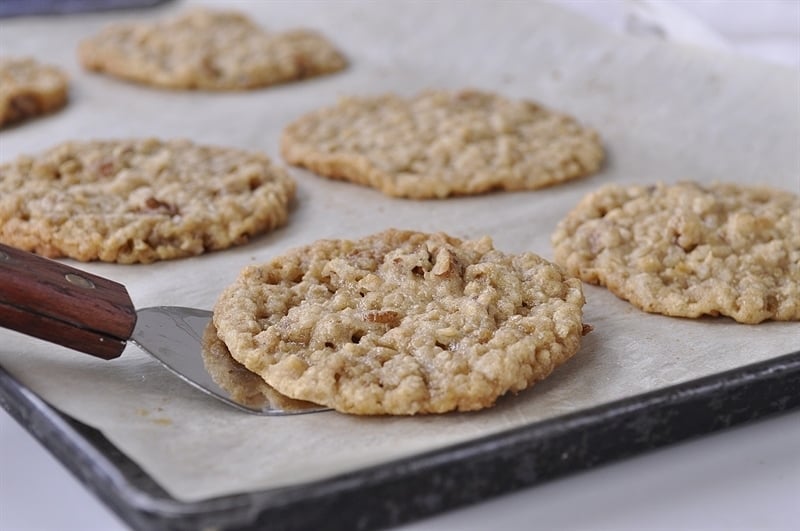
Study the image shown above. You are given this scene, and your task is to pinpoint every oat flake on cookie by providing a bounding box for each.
[281,90,604,199]
[78,8,346,90]
[213,229,587,415]
[0,138,295,263]
[552,182,800,324]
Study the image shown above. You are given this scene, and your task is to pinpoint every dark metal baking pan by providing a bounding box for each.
[0,0,172,18]
[1,349,799,531]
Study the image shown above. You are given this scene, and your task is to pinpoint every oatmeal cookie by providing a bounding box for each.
[78,8,346,90]
[281,90,604,198]
[552,182,800,323]
[213,229,586,415]
[0,138,295,263]
[0,57,68,127]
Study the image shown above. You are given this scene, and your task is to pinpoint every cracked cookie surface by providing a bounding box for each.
[213,229,586,415]
[552,182,800,323]
[281,90,604,198]
[78,8,346,90]
[1,57,68,127]
[0,138,295,263]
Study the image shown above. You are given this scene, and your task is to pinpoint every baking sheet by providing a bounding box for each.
[0,0,798,503]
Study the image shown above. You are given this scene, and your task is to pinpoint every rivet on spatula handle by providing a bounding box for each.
[0,243,137,359]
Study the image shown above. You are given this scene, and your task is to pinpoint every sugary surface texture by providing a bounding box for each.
[213,229,586,415]
[0,57,68,127]
[552,182,800,323]
[281,90,604,198]
[78,8,346,90]
[0,138,295,263]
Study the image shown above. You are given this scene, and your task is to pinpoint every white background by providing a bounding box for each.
[2,1,799,529]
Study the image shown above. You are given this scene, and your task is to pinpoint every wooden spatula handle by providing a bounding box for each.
[0,243,137,359]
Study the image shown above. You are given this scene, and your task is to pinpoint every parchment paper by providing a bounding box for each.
[1,0,798,502]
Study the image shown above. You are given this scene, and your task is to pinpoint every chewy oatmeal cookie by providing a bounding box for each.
[213,229,587,415]
[281,90,604,199]
[0,57,68,127]
[78,8,346,90]
[0,138,295,263]
[552,182,800,324]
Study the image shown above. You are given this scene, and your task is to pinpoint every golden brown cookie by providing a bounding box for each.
[0,57,68,127]
[78,8,346,90]
[213,229,586,415]
[0,138,295,263]
[281,90,604,198]
[552,182,800,323]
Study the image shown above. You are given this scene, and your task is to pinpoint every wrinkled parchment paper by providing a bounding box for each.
[1,0,798,502]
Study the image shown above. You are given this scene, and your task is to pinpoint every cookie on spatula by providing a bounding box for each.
[213,229,588,415]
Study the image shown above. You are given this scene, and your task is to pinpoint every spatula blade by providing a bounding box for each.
[131,306,329,416]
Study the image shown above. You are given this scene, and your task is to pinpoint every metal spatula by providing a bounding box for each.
[0,243,330,416]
